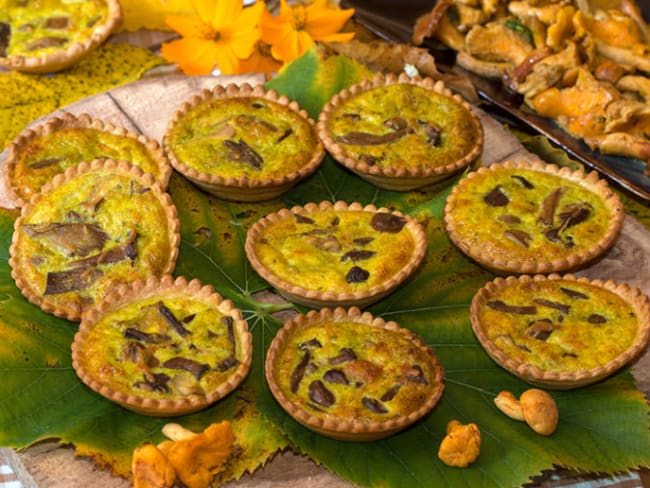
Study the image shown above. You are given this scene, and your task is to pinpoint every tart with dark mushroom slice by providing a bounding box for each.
[4,112,172,207]
[244,201,427,308]
[9,159,180,322]
[471,274,650,389]
[443,160,624,274]
[317,72,483,191]
[72,275,252,416]
[265,307,445,441]
[0,0,121,73]
[164,82,325,202]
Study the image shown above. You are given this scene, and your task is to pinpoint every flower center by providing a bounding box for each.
[291,7,307,30]
[257,41,272,57]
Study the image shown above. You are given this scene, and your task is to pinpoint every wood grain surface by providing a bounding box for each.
[1,73,649,488]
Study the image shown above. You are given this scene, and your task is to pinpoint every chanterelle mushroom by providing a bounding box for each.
[520,389,559,435]
[158,421,234,488]
[437,420,481,467]
[494,388,559,436]
[131,421,234,488]
[132,444,175,488]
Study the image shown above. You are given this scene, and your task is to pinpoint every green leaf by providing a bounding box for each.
[266,46,373,120]
[504,19,534,46]
[0,46,649,488]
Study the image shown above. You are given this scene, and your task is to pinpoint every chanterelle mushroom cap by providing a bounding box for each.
[158,421,234,488]
[520,389,558,436]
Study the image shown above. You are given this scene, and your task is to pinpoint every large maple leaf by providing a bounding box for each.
[0,47,649,488]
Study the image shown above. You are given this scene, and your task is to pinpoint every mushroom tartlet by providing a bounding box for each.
[245,201,427,308]
[4,112,171,207]
[10,159,180,321]
[73,275,252,416]
[444,160,623,274]
[0,0,122,73]
[164,82,324,202]
[317,72,483,191]
[471,274,650,389]
[265,307,445,440]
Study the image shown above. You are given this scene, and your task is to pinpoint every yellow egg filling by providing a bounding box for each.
[480,280,639,372]
[81,295,246,400]
[274,321,438,422]
[447,168,613,262]
[0,0,109,57]
[13,167,175,316]
[252,209,417,294]
[11,127,164,203]
[166,96,319,181]
[327,83,480,170]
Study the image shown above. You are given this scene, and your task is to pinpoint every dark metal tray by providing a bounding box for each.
[341,0,650,202]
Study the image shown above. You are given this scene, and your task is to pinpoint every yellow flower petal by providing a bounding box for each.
[305,0,355,39]
[165,14,209,38]
[237,42,282,76]
[236,1,265,28]
[260,7,286,43]
[271,29,314,62]
[213,42,242,74]
[274,0,293,17]
[312,31,355,43]
[229,30,262,59]
[161,37,220,75]
[190,0,216,26]
[211,0,242,30]
[227,1,264,58]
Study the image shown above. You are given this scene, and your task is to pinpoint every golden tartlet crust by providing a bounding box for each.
[4,112,172,207]
[9,159,180,321]
[443,160,624,274]
[265,307,445,441]
[164,82,325,202]
[470,273,650,389]
[244,200,427,308]
[0,0,122,73]
[72,275,253,416]
[316,72,483,191]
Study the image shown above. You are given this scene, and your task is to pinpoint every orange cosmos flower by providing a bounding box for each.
[261,0,355,63]
[161,0,265,75]
[237,40,283,77]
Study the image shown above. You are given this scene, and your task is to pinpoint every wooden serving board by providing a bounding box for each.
[1,73,650,487]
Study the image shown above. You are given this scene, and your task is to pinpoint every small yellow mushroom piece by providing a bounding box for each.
[520,388,559,436]
[494,390,525,421]
[132,443,176,488]
[161,422,196,441]
[437,420,481,468]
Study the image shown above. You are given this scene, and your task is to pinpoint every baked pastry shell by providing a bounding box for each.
[9,158,180,322]
[0,0,122,73]
[164,83,325,202]
[317,72,483,191]
[265,306,445,441]
[470,273,650,389]
[4,112,172,207]
[443,160,624,275]
[72,275,253,416]
[244,201,428,308]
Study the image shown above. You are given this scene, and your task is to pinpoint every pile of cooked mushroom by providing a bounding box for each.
[413,0,650,173]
